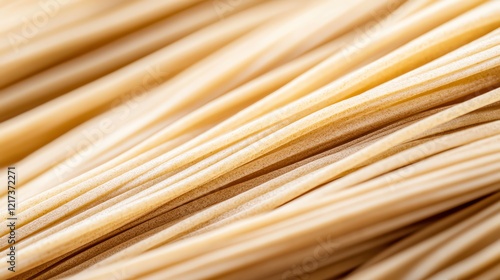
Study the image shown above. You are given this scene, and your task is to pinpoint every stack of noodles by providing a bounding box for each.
[0,0,499,279]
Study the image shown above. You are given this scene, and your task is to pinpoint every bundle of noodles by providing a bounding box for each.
[0,0,499,279]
